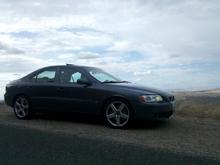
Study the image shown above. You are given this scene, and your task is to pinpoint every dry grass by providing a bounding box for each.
[173,90,220,120]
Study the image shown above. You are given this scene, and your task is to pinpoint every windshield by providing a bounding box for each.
[87,68,121,83]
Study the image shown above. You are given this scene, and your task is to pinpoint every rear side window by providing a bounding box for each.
[32,69,56,83]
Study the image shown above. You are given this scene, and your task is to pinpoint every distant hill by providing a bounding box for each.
[197,88,220,94]
[171,88,220,93]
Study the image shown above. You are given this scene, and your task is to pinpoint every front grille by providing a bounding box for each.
[168,96,175,102]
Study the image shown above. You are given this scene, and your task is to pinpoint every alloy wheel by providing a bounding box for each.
[106,101,130,128]
[14,96,30,119]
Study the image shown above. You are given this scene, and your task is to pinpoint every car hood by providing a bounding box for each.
[106,83,172,97]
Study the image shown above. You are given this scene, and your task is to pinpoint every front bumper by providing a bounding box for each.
[133,101,175,119]
[4,92,13,107]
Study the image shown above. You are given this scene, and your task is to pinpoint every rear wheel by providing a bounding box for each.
[13,96,33,119]
[104,99,132,128]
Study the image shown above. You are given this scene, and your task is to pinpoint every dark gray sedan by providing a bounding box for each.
[4,64,175,128]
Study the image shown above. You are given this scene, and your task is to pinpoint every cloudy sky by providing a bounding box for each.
[0,0,220,99]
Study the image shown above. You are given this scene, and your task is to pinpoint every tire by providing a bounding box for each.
[13,96,33,119]
[104,98,132,129]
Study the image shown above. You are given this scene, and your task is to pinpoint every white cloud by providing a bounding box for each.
[0,0,220,99]
[134,71,152,76]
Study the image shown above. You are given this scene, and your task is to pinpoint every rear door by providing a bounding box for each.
[27,67,60,110]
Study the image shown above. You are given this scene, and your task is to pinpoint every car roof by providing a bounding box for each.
[42,64,100,70]
[67,64,103,70]
[65,64,97,69]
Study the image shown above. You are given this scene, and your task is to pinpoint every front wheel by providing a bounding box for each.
[13,96,33,119]
[104,99,132,128]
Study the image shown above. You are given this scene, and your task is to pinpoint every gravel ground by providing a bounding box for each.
[0,124,219,165]
[0,104,220,160]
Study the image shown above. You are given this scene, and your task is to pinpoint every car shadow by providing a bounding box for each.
[35,112,104,125]
[129,119,172,130]
[34,112,172,130]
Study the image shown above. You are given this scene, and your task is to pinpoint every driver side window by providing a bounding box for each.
[59,68,88,84]
[70,72,81,83]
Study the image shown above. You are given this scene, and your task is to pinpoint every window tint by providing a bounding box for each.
[60,68,88,84]
[32,69,56,83]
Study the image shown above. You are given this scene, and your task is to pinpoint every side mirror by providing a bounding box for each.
[77,79,92,86]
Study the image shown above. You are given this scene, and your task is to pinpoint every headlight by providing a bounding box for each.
[139,95,163,103]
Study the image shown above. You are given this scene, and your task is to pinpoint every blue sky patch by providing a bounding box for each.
[122,51,145,62]
[10,31,38,38]
[57,26,107,35]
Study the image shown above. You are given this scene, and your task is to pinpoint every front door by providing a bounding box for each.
[55,67,99,114]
